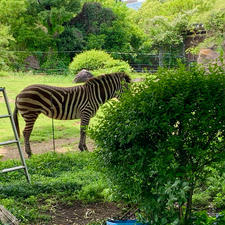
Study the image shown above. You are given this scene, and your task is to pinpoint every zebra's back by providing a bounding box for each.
[16,84,88,120]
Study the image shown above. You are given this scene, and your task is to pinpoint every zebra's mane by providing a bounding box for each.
[84,72,131,86]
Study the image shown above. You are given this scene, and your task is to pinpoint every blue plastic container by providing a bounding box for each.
[106,220,144,225]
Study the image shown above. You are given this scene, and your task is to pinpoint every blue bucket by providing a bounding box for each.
[106,220,144,225]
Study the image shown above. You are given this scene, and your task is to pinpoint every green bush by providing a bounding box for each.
[192,191,211,208]
[69,49,132,74]
[90,64,225,224]
[191,210,225,225]
[41,52,70,74]
[192,165,225,211]
[77,181,109,202]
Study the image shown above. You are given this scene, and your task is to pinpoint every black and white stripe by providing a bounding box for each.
[13,72,131,157]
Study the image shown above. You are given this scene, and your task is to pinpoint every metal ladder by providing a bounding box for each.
[0,87,31,183]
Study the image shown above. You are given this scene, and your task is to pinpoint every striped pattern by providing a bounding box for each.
[16,85,87,120]
[13,72,131,157]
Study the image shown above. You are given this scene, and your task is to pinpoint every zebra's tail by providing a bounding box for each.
[13,102,20,138]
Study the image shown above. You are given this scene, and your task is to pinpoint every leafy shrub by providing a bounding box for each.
[69,49,132,74]
[193,165,225,211]
[192,191,211,208]
[90,64,225,224]
[77,181,109,202]
[191,211,225,225]
[205,10,225,37]
[0,24,16,71]
[191,211,215,225]
[41,52,70,74]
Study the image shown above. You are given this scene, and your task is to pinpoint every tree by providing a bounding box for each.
[136,0,215,49]
[70,2,115,35]
[27,0,80,37]
[0,24,15,70]
[0,0,26,26]
[14,0,81,71]
[57,26,84,59]
[63,2,145,61]
[0,0,27,69]
[12,0,81,52]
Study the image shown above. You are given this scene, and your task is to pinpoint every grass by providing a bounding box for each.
[0,152,110,224]
[0,71,82,144]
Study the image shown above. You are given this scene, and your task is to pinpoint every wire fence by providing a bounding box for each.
[1,49,191,74]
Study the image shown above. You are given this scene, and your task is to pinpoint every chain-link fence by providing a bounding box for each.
[1,49,190,74]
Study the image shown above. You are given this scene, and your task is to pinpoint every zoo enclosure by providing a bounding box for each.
[2,46,193,74]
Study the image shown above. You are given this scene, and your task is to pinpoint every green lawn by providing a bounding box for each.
[0,72,85,144]
[0,152,110,225]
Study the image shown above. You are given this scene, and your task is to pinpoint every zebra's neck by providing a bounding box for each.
[86,77,121,105]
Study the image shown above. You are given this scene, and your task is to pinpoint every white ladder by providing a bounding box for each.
[0,87,31,183]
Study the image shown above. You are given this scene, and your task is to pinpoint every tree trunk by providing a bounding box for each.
[184,184,194,224]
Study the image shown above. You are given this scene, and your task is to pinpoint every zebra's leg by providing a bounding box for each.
[79,116,90,151]
[22,113,39,158]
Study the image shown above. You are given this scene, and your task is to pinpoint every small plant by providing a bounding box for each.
[77,181,109,202]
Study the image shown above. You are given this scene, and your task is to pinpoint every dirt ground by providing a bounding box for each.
[0,137,95,160]
[0,138,125,225]
[48,201,124,225]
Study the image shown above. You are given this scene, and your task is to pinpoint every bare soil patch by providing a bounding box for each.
[0,137,95,161]
[48,201,123,225]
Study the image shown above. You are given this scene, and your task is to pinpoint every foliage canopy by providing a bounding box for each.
[136,0,225,51]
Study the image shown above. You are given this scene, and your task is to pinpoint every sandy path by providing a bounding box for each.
[0,137,95,161]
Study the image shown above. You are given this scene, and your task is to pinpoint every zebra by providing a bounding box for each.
[13,72,131,157]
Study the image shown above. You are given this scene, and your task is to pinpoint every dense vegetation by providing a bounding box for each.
[0,71,141,224]
[90,64,225,224]
[137,0,225,48]
[0,0,224,71]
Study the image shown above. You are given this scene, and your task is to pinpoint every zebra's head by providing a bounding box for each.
[115,72,131,98]
[119,72,131,86]
[85,72,131,101]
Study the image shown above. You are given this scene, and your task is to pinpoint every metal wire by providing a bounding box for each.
[50,94,56,153]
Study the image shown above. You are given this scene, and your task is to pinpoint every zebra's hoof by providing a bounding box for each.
[79,144,88,152]
[27,153,32,158]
